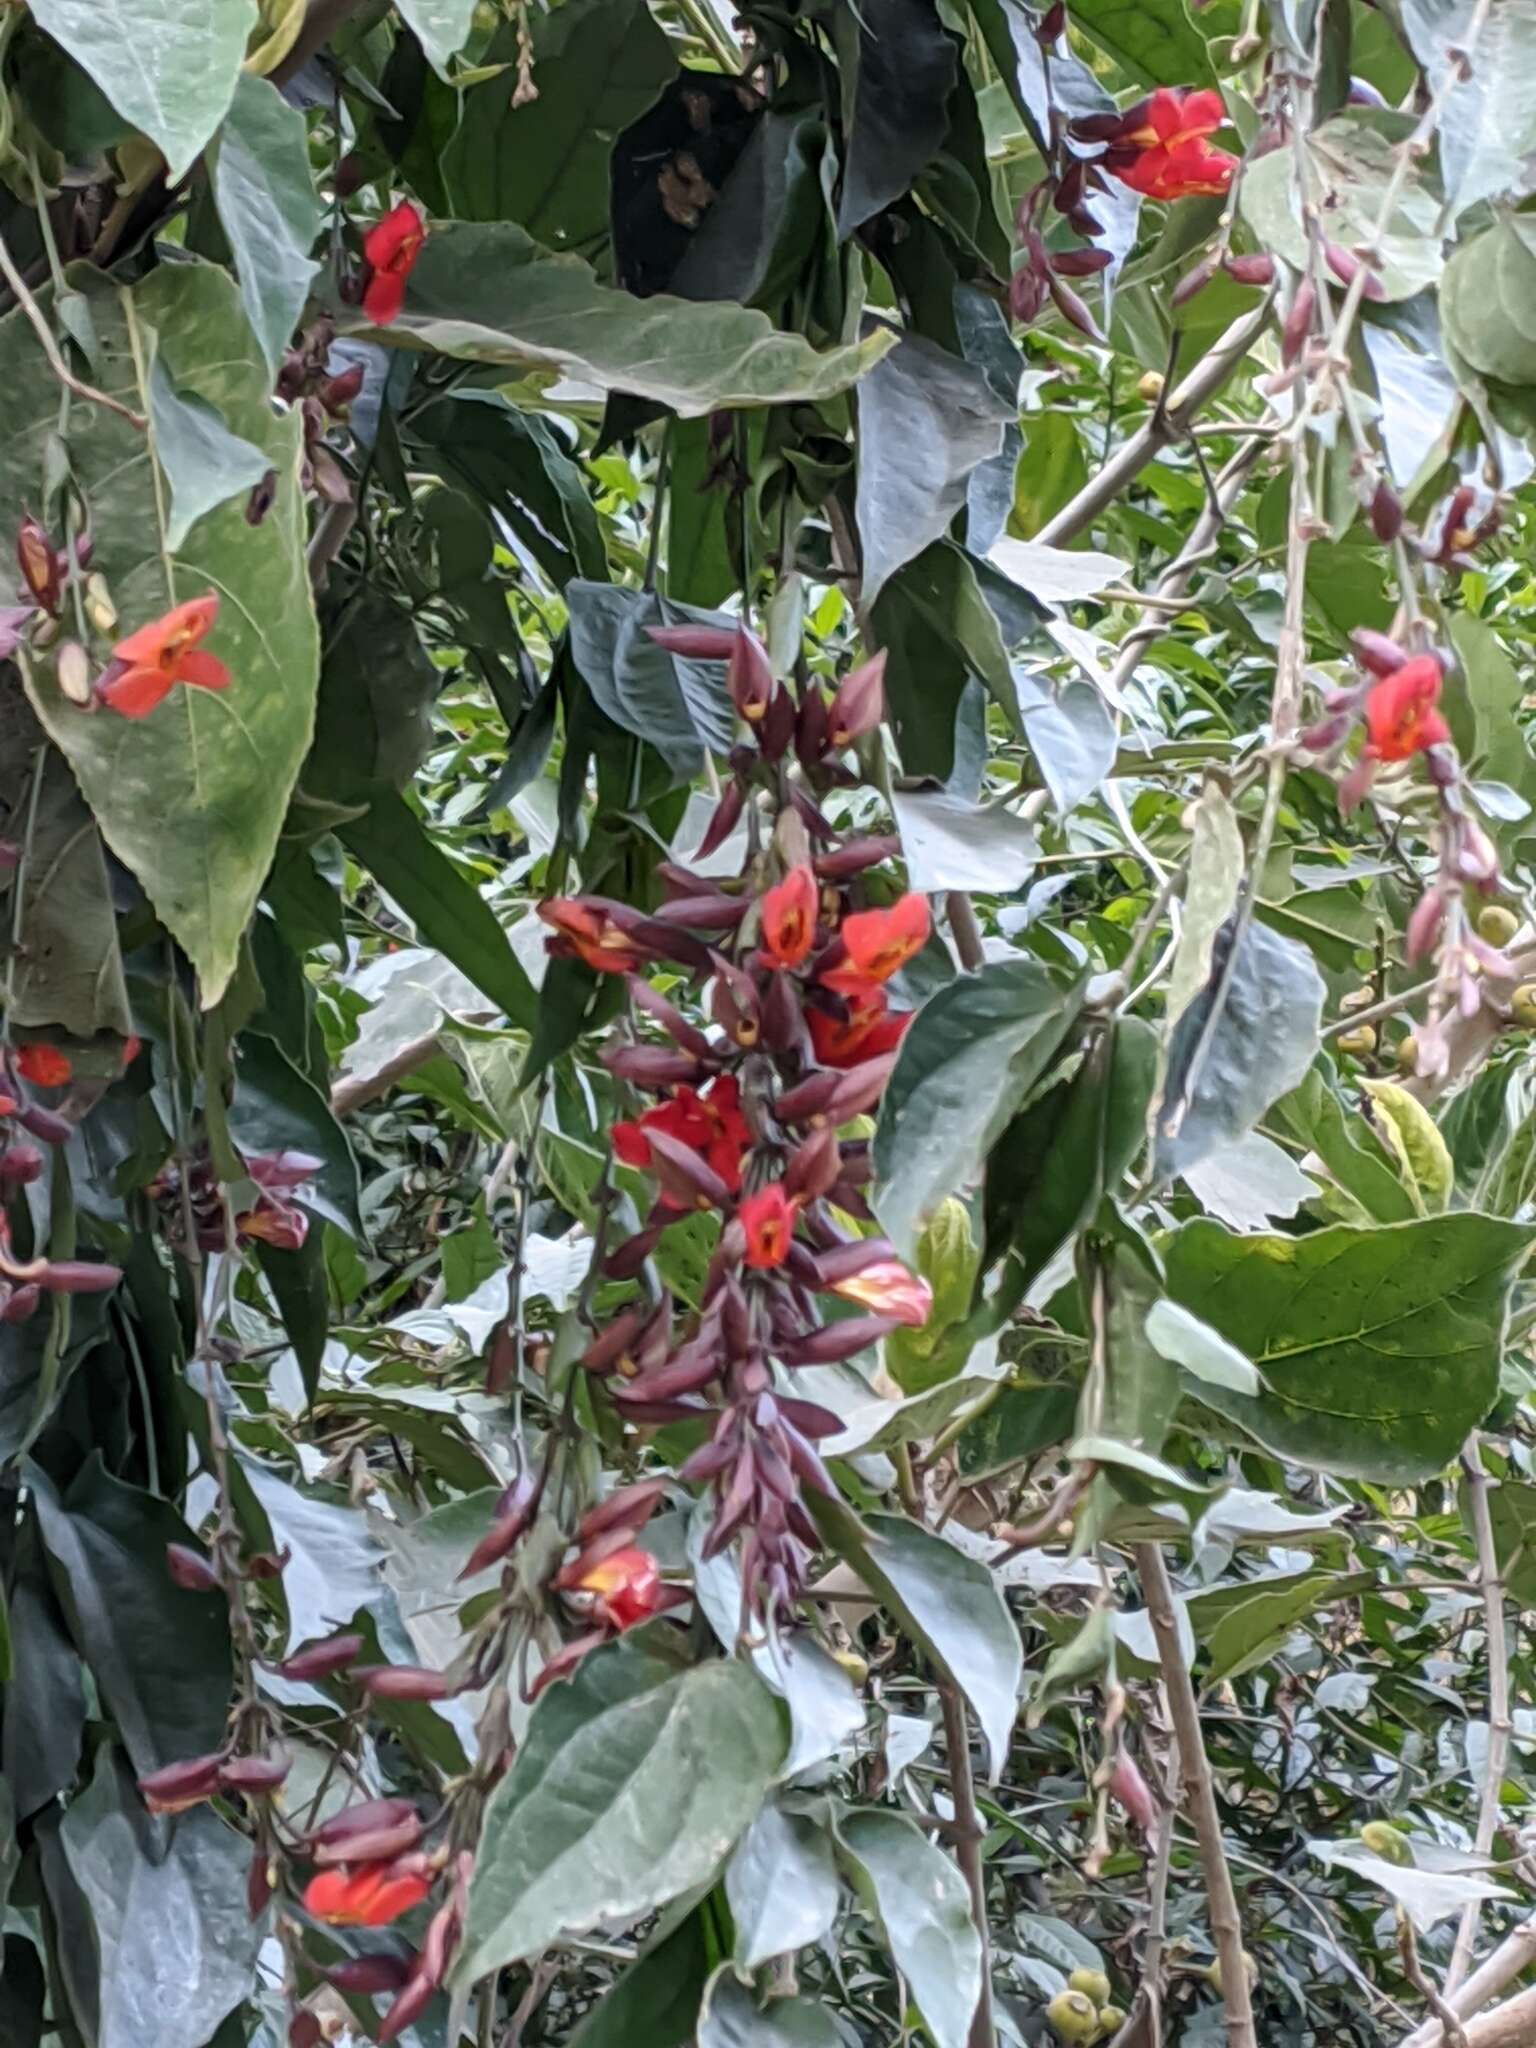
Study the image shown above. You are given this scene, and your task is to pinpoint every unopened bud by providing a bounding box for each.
[56,640,93,706]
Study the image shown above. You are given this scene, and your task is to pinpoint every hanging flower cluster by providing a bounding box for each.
[534,627,933,1634]
[1079,89,1238,202]
[150,1146,323,1253]
[0,1048,122,1314]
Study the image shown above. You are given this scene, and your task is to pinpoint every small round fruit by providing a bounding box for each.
[1069,1970,1112,2008]
[1396,1034,1418,1074]
[1137,370,1165,403]
[1096,2008,1126,2041]
[831,1647,869,1685]
[1360,1820,1414,1867]
[1478,904,1520,947]
[1512,984,1536,1028]
[1047,1991,1101,2043]
[1336,1023,1377,1057]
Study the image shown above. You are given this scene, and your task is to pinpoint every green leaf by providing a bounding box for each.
[1164,1214,1535,1481]
[874,953,1086,1260]
[1152,919,1324,1184]
[1145,1298,1259,1396]
[255,1229,329,1405]
[444,0,674,250]
[1241,115,1442,301]
[835,1809,982,2048]
[1450,612,1536,804]
[1441,218,1536,388]
[29,0,255,179]
[359,221,895,414]
[566,1912,711,2048]
[1204,1570,1371,1682]
[698,1970,841,2048]
[1308,1838,1514,1934]
[0,1934,44,2048]
[211,72,323,377]
[956,1376,1078,1478]
[7,752,132,1041]
[810,1502,1021,1775]
[1016,673,1116,816]
[1485,1477,1536,1608]
[59,1746,261,2048]
[1275,1065,1416,1224]
[726,1803,840,1972]
[340,792,537,1029]
[7,261,318,1008]
[147,358,270,553]
[1401,0,1536,215]
[395,0,479,73]
[891,788,1038,894]
[1166,782,1243,1026]
[565,583,735,778]
[31,1454,232,1776]
[834,0,957,237]
[855,332,1012,607]
[1065,0,1217,83]
[225,1032,364,1239]
[455,1636,785,1980]
[412,391,608,587]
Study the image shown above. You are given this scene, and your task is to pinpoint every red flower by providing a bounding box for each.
[539,898,644,975]
[823,894,931,993]
[574,1545,663,1629]
[612,1075,750,1194]
[806,980,913,1067]
[1104,88,1237,201]
[236,1199,309,1251]
[100,594,230,719]
[758,865,818,969]
[1364,655,1450,762]
[304,1861,432,1928]
[740,1183,796,1269]
[828,1258,932,1327]
[362,201,426,326]
[15,1043,71,1087]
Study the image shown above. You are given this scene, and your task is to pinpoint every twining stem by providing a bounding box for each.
[0,224,147,430]
[938,1682,995,2048]
[1135,1540,1257,2048]
[1447,1435,1513,1992]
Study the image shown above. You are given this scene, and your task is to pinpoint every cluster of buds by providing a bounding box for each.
[0,1047,124,1317]
[0,515,104,684]
[1302,629,1506,1077]
[149,1146,322,1254]
[536,625,935,1631]
[534,1477,686,1690]
[273,316,367,511]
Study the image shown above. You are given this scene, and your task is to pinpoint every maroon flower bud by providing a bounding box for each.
[1051,247,1114,278]
[807,1235,901,1285]
[605,1392,712,1424]
[218,1748,292,1795]
[376,1964,437,2043]
[165,1542,219,1592]
[777,1395,844,1438]
[774,1069,842,1125]
[759,967,809,1059]
[326,1955,415,1995]
[1171,250,1220,307]
[1325,242,1384,300]
[1,1284,39,1324]
[825,1052,900,1121]
[460,1470,540,1578]
[605,1223,663,1279]
[13,1100,71,1143]
[826,652,886,750]
[625,977,713,1059]
[779,1314,903,1366]
[1070,105,1139,144]
[320,363,366,413]
[757,678,797,761]
[138,1751,226,1814]
[710,957,761,1048]
[311,1797,420,1852]
[1224,251,1276,286]
[1369,481,1403,542]
[1281,279,1316,367]
[580,1306,646,1375]
[644,623,736,659]
[1111,1751,1159,1832]
[611,1340,723,1403]
[1405,888,1444,964]
[643,1127,732,1212]
[244,1548,291,1580]
[274,1630,364,1682]
[354,1663,459,1702]
[600,1042,704,1088]
[527,1629,607,1698]
[0,1143,43,1184]
[696,780,745,860]
[784,1125,842,1202]
[37,1260,121,1294]
[290,2014,323,2048]
[248,1848,273,1920]
[815,835,900,881]
[660,892,751,931]
[577,1478,669,1543]
[1048,272,1105,343]
[795,687,830,772]
[727,627,776,724]
[1351,627,1407,678]
[16,517,61,613]
[1037,0,1066,38]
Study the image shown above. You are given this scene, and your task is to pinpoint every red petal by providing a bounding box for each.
[100,663,174,718]
[363,270,409,326]
[177,649,231,691]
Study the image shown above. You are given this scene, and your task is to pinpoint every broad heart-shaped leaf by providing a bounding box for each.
[1163,1214,1535,1482]
[1016,671,1116,815]
[810,1501,1021,1777]
[698,1969,841,2048]
[1152,918,1323,1184]
[30,1455,231,1776]
[29,0,254,179]
[444,0,674,251]
[836,1809,983,2048]
[566,583,735,777]
[1402,0,1536,216]
[59,1747,260,2048]
[1063,0,1217,84]
[1241,114,1443,301]
[834,0,956,239]
[874,953,1086,1259]
[6,260,319,1008]
[359,221,894,414]
[726,1804,840,1972]
[395,0,478,72]
[1450,613,1536,803]
[211,73,323,377]
[455,1635,785,1982]
[1442,218,1536,388]
[855,331,1012,607]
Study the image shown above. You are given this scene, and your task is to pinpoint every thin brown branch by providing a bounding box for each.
[1401,1913,1469,2048]
[993,1462,1098,1561]
[1399,1920,1536,2048]
[1134,1541,1256,2048]
[0,228,146,430]
[1448,1435,1514,1991]
[947,892,985,971]
[330,1028,443,1116]
[937,1684,995,2048]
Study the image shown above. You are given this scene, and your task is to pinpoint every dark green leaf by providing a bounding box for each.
[412,391,607,588]
[726,1803,840,1971]
[255,1229,329,1405]
[226,1031,364,1240]
[834,0,957,238]
[396,0,478,73]
[565,582,735,778]
[566,1912,711,2048]
[836,1810,982,2048]
[956,1377,1078,1478]
[1275,1066,1416,1224]
[211,72,322,376]
[1065,0,1218,82]
[8,752,132,1040]
[698,1969,841,2048]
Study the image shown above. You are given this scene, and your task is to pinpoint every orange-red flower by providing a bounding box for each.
[99,594,230,719]
[539,897,644,975]
[362,201,425,325]
[574,1545,663,1629]
[1364,655,1450,762]
[304,1861,432,1928]
[1104,88,1237,201]
[822,894,931,993]
[15,1043,71,1087]
[758,865,818,969]
[807,981,913,1068]
[612,1075,750,1193]
[740,1183,796,1269]
[828,1258,932,1327]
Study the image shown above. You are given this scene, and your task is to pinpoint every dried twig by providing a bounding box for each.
[1399,1920,1536,2048]
[1401,1913,1469,2048]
